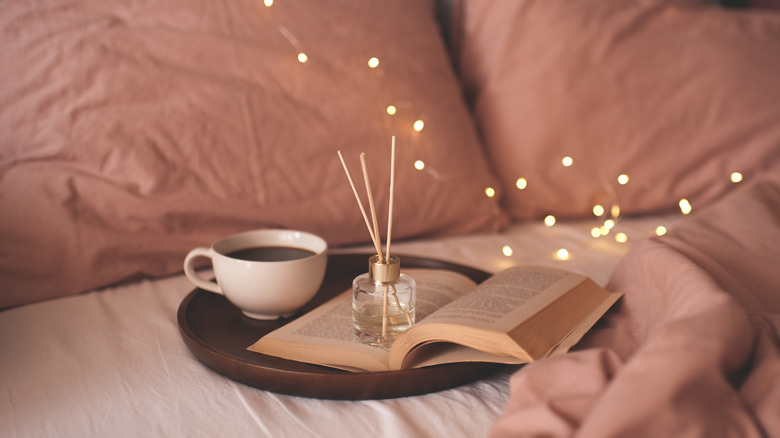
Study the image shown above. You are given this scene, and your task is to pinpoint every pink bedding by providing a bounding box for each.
[490,168,780,436]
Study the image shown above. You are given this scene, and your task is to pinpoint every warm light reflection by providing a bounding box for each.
[414,160,425,170]
[656,225,667,236]
[679,198,692,215]
[562,156,573,167]
[555,248,570,260]
[297,52,308,63]
[615,232,628,243]
[386,105,397,115]
[544,215,556,227]
[617,174,629,185]
[413,120,424,132]
[485,187,496,198]
[368,57,380,68]
[502,245,513,257]
[516,177,527,190]
[593,204,605,216]
[731,172,743,183]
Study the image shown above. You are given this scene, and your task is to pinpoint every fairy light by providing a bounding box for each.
[555,248,570,260]
[516,177,527,190]
[413,120,424,132]
[656,225,667,236]
[591,227,602,238]
[264,0,273,6]
[603,219,615,230]
[600,225,610,235]
[679,198,692,215]
[502,245,513,257]
[593,204,605,217]
[414,160,425,170]
[368,57,380,68]
[544,215,556,227]
[615,232,628,243]
[611,204,620,218]
[485,187,496,198]
[386,105,397,115]
[731,172,743,183]
[562,156,573,167]
[617,174,629,185]
[297,52,308,63]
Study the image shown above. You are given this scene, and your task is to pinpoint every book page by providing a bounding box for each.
[247,268,478,371]
[420,266,587,333]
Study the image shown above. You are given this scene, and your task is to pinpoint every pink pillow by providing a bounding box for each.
[454,0,780,220]
[0,0,502,309]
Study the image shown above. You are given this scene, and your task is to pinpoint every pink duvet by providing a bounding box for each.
[490,168,780,437]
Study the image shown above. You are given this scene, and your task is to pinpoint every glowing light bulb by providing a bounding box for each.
[656,225,667,236]
[544,215,556,227]
[264,0,273,6]
[600,225,610,235]
[593,204,605,217]
[617,174,629,185]
[591,227,602,238]
[414,160,425,170]
[604,219,615,230]
[502,245,513,257]
[679,198,692,215]
[386,105,397,115]
[368,57,379,68]
[611,204,621,218]
[413,120,424,132]
[297,52,308,63]
[615,232,628,243]
[731,172,743,183]
[555,248,570,260]
[562,156,573,167]
[516,177,527,190]
[485,187,496,198]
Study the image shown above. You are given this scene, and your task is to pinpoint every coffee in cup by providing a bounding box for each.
[183,229,327,320]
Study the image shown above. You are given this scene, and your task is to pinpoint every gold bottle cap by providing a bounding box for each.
[368,254,400,284]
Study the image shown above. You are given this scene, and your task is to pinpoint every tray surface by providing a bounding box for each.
[177,252,508,400]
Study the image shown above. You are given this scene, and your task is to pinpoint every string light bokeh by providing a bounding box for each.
[263,0,745,263]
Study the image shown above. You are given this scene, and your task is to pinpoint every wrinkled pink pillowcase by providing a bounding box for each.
[0,0,503,309]
[455,0,780,220]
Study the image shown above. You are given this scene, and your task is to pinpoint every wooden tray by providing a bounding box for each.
[177,253,508,400]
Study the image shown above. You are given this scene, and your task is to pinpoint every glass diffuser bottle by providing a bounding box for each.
[352,254,415,346]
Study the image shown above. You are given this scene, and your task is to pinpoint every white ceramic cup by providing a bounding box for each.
[183,229,328,320]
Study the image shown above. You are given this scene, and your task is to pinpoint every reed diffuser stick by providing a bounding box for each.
[360,153,384,263]
[385,136,396,262]
[337,150,383,257]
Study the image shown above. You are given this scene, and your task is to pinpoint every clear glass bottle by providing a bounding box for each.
[352,255,416,346]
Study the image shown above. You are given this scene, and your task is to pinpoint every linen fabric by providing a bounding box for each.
[454,0,780,220]
[0,0,502,308]
[489,166,780,437]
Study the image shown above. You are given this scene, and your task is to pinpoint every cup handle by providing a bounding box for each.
[183,247,222,294]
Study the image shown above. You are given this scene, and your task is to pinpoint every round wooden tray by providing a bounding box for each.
[177,252,507,400]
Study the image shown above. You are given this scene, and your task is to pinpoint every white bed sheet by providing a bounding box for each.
[0,215,675,438]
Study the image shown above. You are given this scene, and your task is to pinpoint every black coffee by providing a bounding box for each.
[227,246,316,262]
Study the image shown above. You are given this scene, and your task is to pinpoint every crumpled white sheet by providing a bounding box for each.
[0,216,671,438]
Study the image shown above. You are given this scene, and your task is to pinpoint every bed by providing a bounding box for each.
[2,0,779,436]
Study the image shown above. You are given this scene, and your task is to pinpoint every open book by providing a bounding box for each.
[247,266,621,372]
